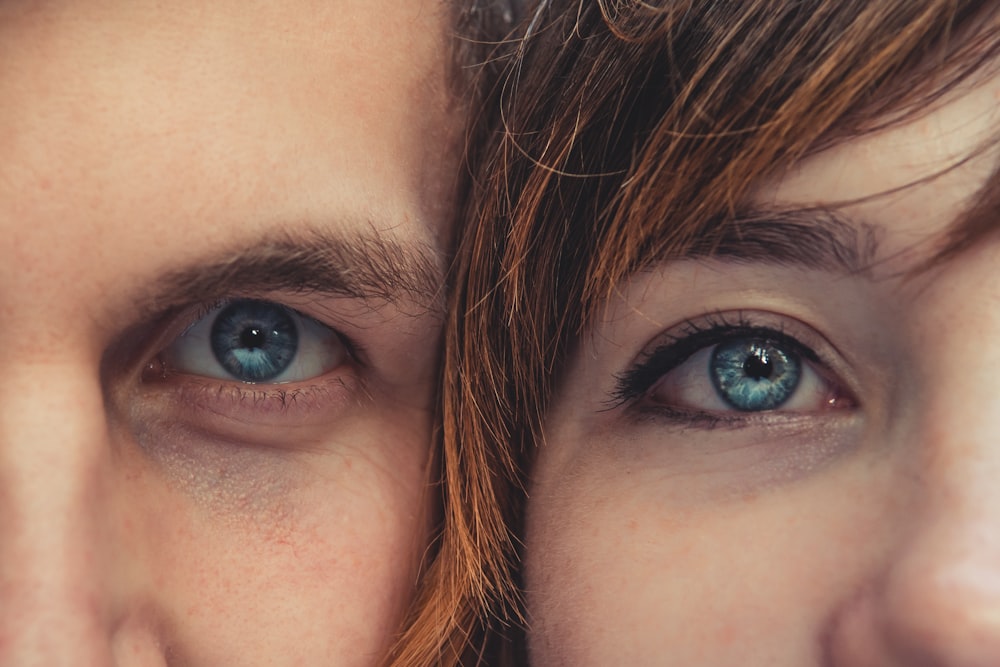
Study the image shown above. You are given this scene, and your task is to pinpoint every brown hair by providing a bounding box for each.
[444,0,1000,661]
[384,2,530,665]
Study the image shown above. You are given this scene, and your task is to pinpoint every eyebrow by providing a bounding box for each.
[129,226,445,322]
[679,206,882,274]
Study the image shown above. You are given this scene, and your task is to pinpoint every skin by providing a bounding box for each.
[525,66,1000,665]
[0,1,460,664]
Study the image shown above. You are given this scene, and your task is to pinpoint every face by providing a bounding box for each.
[0,1,459,664]
[525,66,1000,665]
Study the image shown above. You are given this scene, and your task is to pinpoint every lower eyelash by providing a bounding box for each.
[627,404,748,430]
[143,369,359,420]
[628,403,826,430]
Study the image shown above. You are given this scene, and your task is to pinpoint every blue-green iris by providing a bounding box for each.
[210,300,298,382]
[710,338,801,411]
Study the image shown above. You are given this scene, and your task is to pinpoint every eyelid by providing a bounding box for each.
[132,297,367,435]
[108,294,364,388]
[159,299,349,385]
[611,310,857,411]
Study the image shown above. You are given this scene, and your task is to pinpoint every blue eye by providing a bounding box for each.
[210,300,299,381]
[162,299,348,384]
[629,323,850,417]
[710,339,801,411]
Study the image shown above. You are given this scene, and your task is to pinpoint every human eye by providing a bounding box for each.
[159,298,347,384]
[134,297,360,435]
[613,311,856,426]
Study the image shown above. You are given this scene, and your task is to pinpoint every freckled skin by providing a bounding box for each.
[0,0,459,664]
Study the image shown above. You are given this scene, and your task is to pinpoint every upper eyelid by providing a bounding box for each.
[167,297,366,361]
[105,294,366,386]
[609,312,838,408]
[165,299,228,340]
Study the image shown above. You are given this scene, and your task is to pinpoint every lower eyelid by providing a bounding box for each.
[139,352,363,404]
[140,369,363,432]
[629,403,830,430]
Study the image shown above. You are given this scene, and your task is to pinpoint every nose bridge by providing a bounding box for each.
[846,266,1000,666]
[902,247,1000,501]
[0,360,118,664]
[907,259,1000,515]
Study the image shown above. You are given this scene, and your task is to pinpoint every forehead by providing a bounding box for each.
[0,0,457,319]
[756,66,1000,264]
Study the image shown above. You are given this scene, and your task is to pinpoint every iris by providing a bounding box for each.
[210,300,299,382]
[710,338,801,411]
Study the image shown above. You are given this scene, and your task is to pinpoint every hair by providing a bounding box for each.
[382,2,530,665]
[442,0,1000,662]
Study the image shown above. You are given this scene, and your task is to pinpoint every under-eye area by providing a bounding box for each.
[612,310,857,428]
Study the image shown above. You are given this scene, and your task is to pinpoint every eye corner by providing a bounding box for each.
[101,308,188,390]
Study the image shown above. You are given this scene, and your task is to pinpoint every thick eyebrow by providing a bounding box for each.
[681,206,882,274]
[130,227,445,321]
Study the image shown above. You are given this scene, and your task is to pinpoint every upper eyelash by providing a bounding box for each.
[609,311,821,408]
[141,298,365,395]
[171,298,363,364]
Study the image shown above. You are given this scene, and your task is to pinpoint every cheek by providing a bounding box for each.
[121,438,431,664]
[524,449,900,666]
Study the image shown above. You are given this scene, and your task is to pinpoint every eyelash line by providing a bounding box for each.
[144,366,360,418]
[137,296,368,421]
[609,311,822,409]
[161,297,365,369]
[625,402,825,432]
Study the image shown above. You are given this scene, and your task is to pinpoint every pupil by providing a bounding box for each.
[209,299,299,383]
[240,327,267,349]
[710,337,801,412]
[743,348,773,380]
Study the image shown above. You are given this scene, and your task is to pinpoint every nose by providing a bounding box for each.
[826,263,1000,666]
[0,363,166,666]
[826,460,1000,667]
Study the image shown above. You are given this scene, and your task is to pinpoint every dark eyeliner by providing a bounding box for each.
[611,314,821,407]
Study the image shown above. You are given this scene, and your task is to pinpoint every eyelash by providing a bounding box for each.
[140,297,361,419]
[145,372,352,419]
[611,311,849,427]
